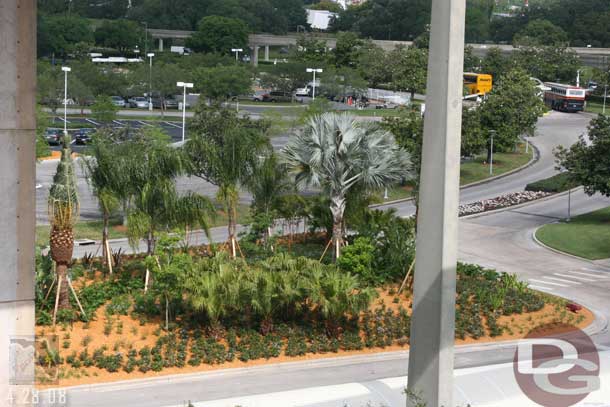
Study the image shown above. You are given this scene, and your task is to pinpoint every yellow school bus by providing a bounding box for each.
[464,73,493,96]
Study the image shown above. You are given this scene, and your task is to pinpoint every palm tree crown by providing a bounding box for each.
[282,113,412,258]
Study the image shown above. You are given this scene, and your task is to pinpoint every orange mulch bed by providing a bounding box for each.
[36,283,593,389]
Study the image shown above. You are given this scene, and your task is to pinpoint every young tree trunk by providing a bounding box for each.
[147,229,156,255]
[228,203,237,258]
[102,212,109,265]
[56,264,72,310]
[330,194,346,260]
[165,295,169,331]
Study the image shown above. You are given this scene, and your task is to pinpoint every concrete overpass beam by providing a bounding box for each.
[158,38,164,52]
[265,45,270,62]
[0,0,37,406]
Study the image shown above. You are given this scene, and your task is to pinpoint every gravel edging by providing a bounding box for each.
[371,140,540,208]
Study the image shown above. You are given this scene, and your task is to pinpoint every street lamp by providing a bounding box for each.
[61,66,71,138]
[603,84,608,115]
[306,68,323,100]
[177,82,194,143]
[147,53,155,111]
[489,130,496,176]
[231,48,243,63]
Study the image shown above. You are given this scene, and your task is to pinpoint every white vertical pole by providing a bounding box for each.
[64,70,68,137]
[604,85,607,115]
[182,86,186,143]
[407,0,466,406]
[489,130,494,176]
[313,71,317,100]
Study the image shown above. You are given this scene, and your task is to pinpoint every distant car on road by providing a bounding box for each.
[267,91,295,103]
[74,128,96,145]
[252,90,270,102]
[111,96,126,108]
[152,97,179,110]
[128,97,149,109]
[295,86,311,97]
[375,102,398,109]
[44,128,63,145]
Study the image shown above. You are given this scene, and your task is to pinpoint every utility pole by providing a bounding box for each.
[407,0,466,406]
[1,1,36,406]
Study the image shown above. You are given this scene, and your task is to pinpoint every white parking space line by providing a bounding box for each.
[112,120,125,127]
[58,117,70,124]
[529,279,569,287]
[164,121,182,128]
[138,121,153,127]
[543,276,581,285]
[582,267,610,274]
[85,118,100,126]
[554,273,596,282]
[528,285,554,291]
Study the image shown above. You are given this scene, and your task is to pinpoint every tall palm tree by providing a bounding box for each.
[185,106,270,258]
[81,129,130,269]
[48,135,79,313]
[124,128,215,255]
[281,113,412,258]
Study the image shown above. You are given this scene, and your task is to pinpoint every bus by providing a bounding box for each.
[543,83,586,113]
[464,73,493,96]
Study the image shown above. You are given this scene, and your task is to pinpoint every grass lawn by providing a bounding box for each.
[585,101,609,116]
[36,203,252,248]
[536,206,610,260]
[377,142,534,202]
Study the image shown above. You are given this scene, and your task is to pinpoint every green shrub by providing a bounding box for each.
[106,294,132,316]
[337,238,376,284]
[525,172,579,193]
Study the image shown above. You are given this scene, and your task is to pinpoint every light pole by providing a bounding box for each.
[231,48,243,63]
[306,68,323,100]
[177,82,193,143]
[567,187,572,222]
[576,70,581,88]
[489,130,495,176]
[61,66,71,138]
[147,53,155,111]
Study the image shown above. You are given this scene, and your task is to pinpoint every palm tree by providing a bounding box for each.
[281,112,412,258]
[185,106,270,258]
[81,129,130,270]
[48,135,79,314]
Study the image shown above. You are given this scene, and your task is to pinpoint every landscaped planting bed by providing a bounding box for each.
[459,191,552,216]
[35,247,592,388]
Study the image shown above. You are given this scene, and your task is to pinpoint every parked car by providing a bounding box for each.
[266,91,294,103]
[295,86,311,97]
[44,128,63,145]
[252,90,270,102]
[152,97,179,109]
[111,96,126,108]
[375,102,398,109]
[128,97,149,109]
[74,128,96,145]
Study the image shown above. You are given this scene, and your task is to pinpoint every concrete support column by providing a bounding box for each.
[252,46,259,67]
[406,0,466,406]
[158,38,164,52]
[264,45,270,62]
[0,0,37,406]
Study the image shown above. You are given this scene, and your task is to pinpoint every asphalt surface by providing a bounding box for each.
[38,111,610,407]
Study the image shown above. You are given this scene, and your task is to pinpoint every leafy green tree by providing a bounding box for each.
[185,106,270,258]
[319,67,367,100]
[480,47,511,80]
[513,19,568,46]
[555,115,610,196]
[37,64,62,113]
[81,129,131,267]
[91,96,119,125]
[37,14,94,57]
[389,46,428,99]
[186,16,249,54]
[291,35,331,64]
[192,66,253,101]
[259,61,311,94]
[309,0,343,12]
[94,20,144,53]
[333,31,365,68]
[125,128,215,255]
[282,113,412,259]
[36,105,51,159]
[480,69,545,157]
[513,46,581,83]
[356,43,391,87]
[461,106,488,157]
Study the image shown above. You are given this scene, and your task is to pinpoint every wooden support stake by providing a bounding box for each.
[67,276,86,319]
[144,268,150,293]
[52,275,62,326]
[398,256,416,295]
[44,277,56,302]
[319,240,333,262]
[106,239,114,275]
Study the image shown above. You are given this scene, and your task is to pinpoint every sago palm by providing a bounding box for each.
[48,135,79,312]
[282,112,412,259]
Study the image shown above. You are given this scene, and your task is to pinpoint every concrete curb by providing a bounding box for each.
[531,224,604,264]
[370,141,540,208]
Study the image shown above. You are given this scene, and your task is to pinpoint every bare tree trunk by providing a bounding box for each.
[147,229,155,255]
[228,204,237,258]
[330,193,346,260]
[56,264,72,310]
[102,212,109,265]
